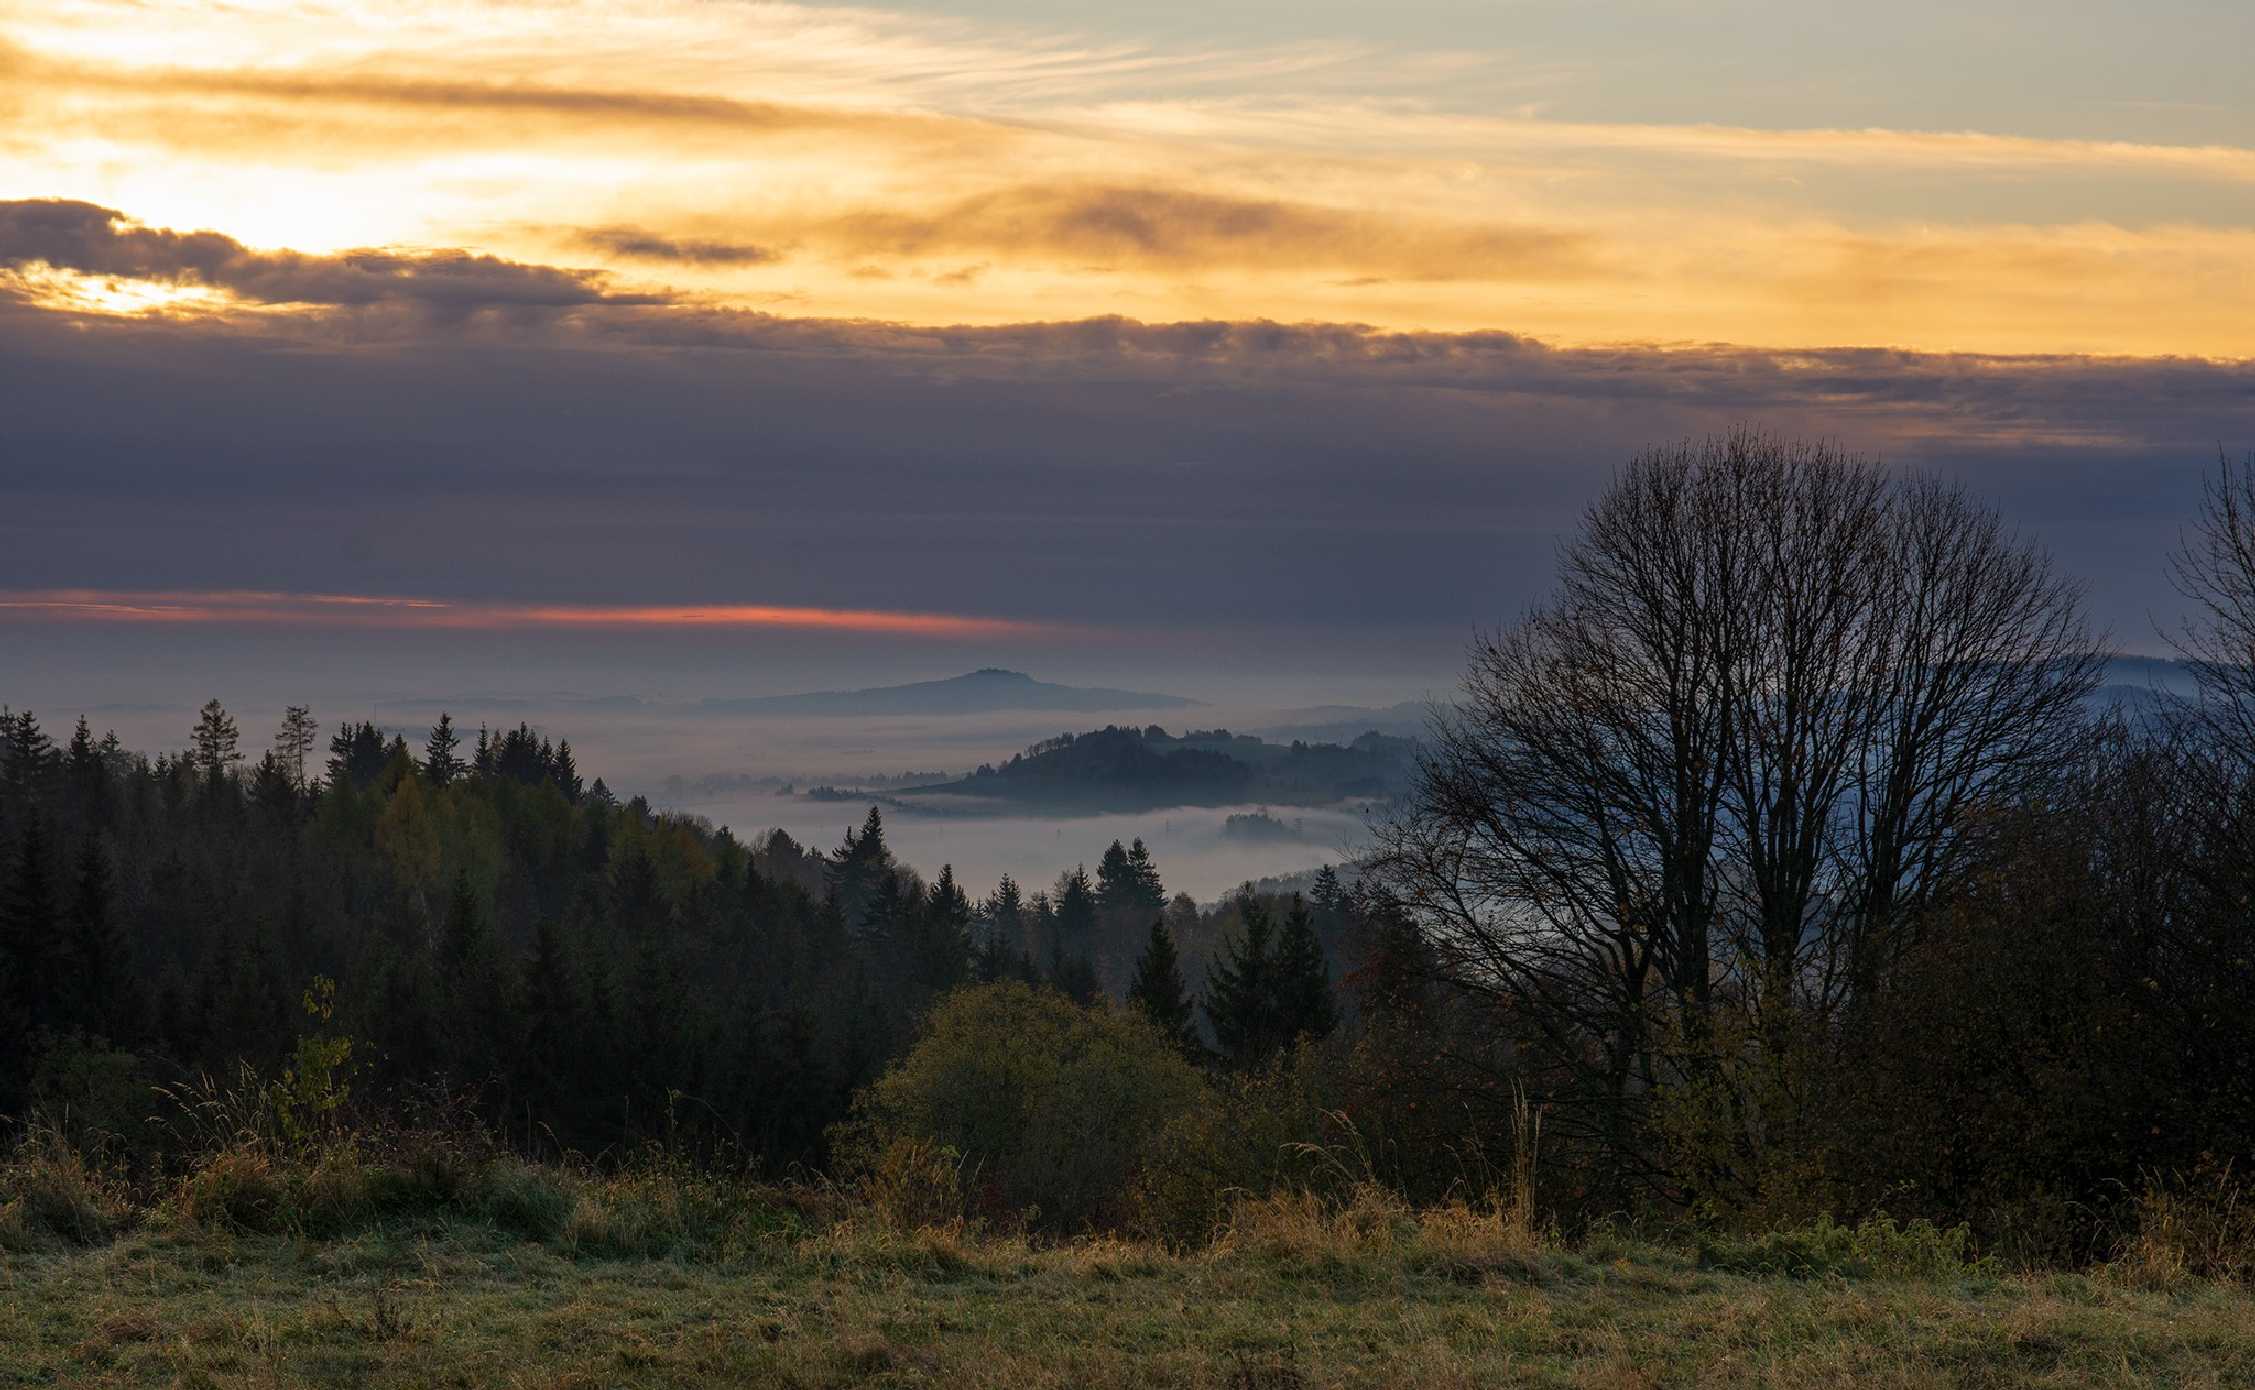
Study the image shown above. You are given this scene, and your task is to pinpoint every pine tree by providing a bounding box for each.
[1,708,58,810]
[249,752,297,820]
[472,725,494,779]
[919,864,972,990]
[1096,840,1138,913]
[826,807,894,927]
[327,721,388,790]
[1054,864,1096,936]
[1274,894,1338,1044]
[983,873,1026,955]
[424,713,463,787]
[1204,897,1280,1068]
[1126,838,1166,911]
[274,705,319,790]
[190,699,242,779]
[65,716,110,829]
[1050,865,1098,997]
[1127,920,1201,1055]
[552,741,583,802]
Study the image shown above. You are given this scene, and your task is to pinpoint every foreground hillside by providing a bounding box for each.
[5,1204,2250,1388]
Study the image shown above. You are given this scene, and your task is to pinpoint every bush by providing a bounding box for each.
[29,1042,156,1156]
[175,1146,289,1233]
[1697,1213,1991,1280]
[838,983,1210,1233]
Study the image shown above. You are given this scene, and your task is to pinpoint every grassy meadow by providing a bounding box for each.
[4,1147,2251,1389]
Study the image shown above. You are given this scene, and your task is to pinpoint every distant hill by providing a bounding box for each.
[1256,700,1430,744]
[2091,655,2201,714]
[701,669,1200,717]
[892,723,1416,813]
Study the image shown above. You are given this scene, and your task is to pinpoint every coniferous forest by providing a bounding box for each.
[0,701,1354,1179]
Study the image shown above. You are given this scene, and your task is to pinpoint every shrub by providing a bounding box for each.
[1697,1213,1990,1280]
[29,1042,155,1155]
[838,983,1210,1233]
[175,1146,289,1233]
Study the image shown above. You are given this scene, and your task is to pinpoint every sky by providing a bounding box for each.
[3,0,2254,724]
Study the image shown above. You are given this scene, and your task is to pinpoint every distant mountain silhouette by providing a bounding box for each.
[702,669,1200,717]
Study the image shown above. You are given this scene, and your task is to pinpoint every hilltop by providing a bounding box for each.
[891,723,1415,813]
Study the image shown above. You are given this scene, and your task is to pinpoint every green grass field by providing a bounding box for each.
[6,1213,2252,1388]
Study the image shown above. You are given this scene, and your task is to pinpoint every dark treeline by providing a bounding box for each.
[0,700,1351,1171]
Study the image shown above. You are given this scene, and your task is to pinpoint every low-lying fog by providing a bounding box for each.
[8,632,1443,903]
[680,792,1371,904]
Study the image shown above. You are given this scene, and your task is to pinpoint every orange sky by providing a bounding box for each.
[4,0,2253,358]
[0,590,1061,638]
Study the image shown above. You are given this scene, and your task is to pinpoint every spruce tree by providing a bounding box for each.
[0,708,57,809]
[190,699,242,780]
[920,864,972,989]
[66,716,110,830]
[1126,838,1166,911]
[1204,897,1279,1067]
[983,873,1026,955]
[1127,920,1200,1055]
[1096,840,1137,913]
[424,713,463,787]
[552,740,583,802]
[1054,865,1097,937]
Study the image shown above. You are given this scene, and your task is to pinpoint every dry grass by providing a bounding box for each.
[0,1129,133,1249]
[2,1213,2249,1388]
[3,1141,2252,1387]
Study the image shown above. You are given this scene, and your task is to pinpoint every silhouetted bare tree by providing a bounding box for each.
[1369,430,2102,1182]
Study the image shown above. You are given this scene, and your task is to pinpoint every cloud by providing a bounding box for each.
[811,183,1594,280]
[0,589,1063,639]
[573,226,781,266]
[0,199,662,310]
[0,285,2244,648]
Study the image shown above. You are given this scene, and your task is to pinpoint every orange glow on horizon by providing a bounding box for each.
[0,589,1062,639]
